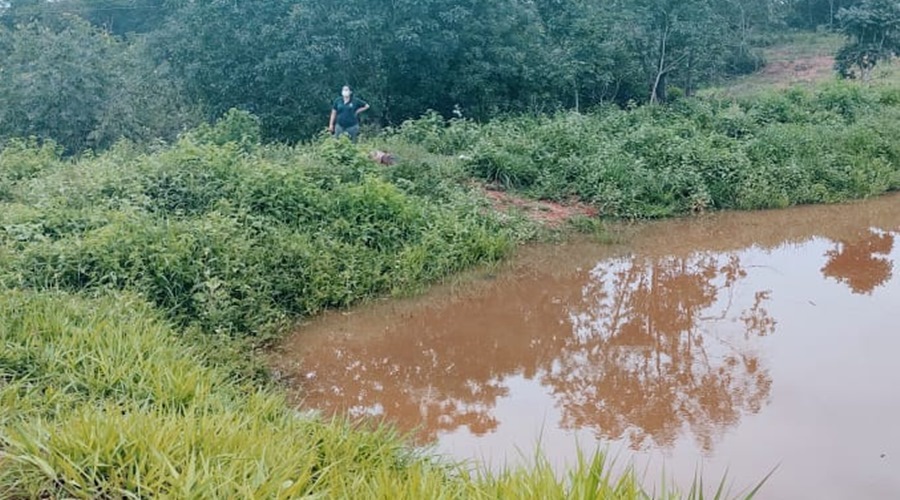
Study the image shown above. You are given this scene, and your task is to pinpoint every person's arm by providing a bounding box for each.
[355,100,369,116]
[328,109,337,133]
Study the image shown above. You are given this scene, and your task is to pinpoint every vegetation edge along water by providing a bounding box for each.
[3,74,900,497]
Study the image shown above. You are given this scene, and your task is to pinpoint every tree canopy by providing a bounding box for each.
[835,0,900,79]
[0,0,883,150]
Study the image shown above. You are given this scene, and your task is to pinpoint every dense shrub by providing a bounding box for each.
[394,110,480,155]
[0,138,64,202]
[0,126,516,337]
[390,82,900,218]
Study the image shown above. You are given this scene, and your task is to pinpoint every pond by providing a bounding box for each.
[269,193,900,499]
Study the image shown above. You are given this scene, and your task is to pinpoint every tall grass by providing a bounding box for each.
[0,290,458,498]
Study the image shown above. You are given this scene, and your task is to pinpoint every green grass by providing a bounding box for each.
[0,290,455,498]
[759,31,845,61]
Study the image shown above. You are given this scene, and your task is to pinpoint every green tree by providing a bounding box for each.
[76,0,175,35]
[535,0,644,109]
[2,0,801,146]
[629,0,730,103]
[0,16,196,152]
[150,0,324,140]
[835,0,900,80]
[153,0,552,140]
[721,0,780,73]
[530,0,762,107]
[786,0,863,29]
[0,18,116,151]
[1,0,70,28]
[0,0,176,34]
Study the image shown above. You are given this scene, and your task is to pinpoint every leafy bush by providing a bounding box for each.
[469,139,541,189]
[141,140,245,215]
[0,114,518,337]
[188,108,262,152]
[459,82,900,217]
[725,49,766,75]
[396,111,480,155]
[0,138,64,201]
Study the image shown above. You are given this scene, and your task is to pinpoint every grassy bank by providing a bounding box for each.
[0,123,523,341]
[0,124,525,497]
[391,80,900,218]
[4,74,900,496]
[698,31,845,99]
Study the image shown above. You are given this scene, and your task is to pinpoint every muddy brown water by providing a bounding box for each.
[269,194,900,499]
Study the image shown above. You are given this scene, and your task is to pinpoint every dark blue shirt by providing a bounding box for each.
[333,97,367,128]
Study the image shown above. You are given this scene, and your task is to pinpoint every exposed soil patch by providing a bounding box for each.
[480,186,597,226]
[701,49,841,99]
[759,54,835,87]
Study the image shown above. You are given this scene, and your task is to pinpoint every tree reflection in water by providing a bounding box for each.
[821,229,895,295]
[547,253,773,452]
[291,250,777,452]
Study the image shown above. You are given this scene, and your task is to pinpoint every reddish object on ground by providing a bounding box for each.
[369,150,396,165]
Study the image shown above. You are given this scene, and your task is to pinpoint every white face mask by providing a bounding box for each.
[342,89,351,98]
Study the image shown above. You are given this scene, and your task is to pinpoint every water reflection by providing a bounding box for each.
[270,194,900,499]
[285,273,579,439]
[821,229,895,295]
[278,247,776,449]
[551,253,772,451]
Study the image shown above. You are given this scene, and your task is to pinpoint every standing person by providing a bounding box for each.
[328,85,369,143]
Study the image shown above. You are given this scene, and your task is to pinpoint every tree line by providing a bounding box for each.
[0,0,896,152]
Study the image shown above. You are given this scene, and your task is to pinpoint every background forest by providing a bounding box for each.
[2,0,895,152]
